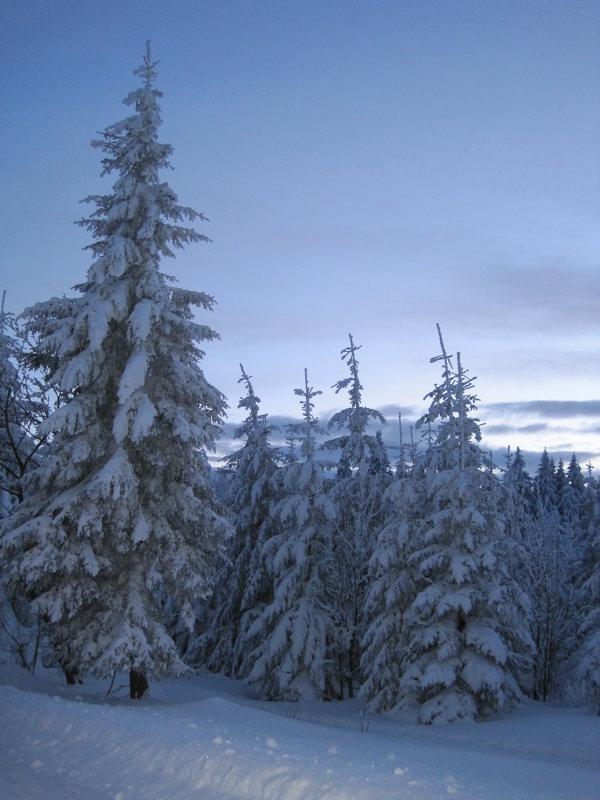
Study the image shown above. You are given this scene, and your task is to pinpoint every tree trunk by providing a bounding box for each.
[64,666,80,685]
[130,669,148,699]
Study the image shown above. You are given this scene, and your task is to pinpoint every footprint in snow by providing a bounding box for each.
[266,737,277,749]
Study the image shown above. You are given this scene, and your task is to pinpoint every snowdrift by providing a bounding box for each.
[1,668,598,800]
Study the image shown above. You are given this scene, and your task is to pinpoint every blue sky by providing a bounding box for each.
[1,0,599,472]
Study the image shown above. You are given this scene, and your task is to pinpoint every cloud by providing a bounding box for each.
[485,423,549,436]
[482,424,514,436]
[376,403,421,421]
[491,258,598,329]
[483,400,600,419]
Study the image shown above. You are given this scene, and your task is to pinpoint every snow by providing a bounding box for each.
[1,665,598,800]
[118,348,148,403]
[127,300,156,344]
[131,394,157,442]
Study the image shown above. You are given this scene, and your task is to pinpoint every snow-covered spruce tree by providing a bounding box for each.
[0,45,230,698]
[0,295,58,673]
[575,467,600,711]
[360,455,420,713]
[192,364,280,676]
[283,423,299,465]
[483,447,535,694]
[0,295,52,512]
[555,455,589,693]
[528,450,577,701]
[397,327,532,723]
[498,446,536,694]
[567,454,591,594]
[246,369,335,699]
[322,334,391,698]
[501,447,534,584]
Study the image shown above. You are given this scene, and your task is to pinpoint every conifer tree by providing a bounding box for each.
[323,334,391,697]
[397,327,532,722]
[0,45,230,697]
[360,463,419,712]
[194,365,280,676]
[557,455,589,687]
[528,451,577,700]
[535,449,556,502]
[566,454,587,510]
[575,467,600,711]
[0,296,56,672]
[499,447,535,693]
[0,296,52,511]
[501,448,535,574]
[566,455,589,595]
[246,370,335,699]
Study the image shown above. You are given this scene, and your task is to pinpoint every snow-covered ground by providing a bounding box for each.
[1,665,598,800]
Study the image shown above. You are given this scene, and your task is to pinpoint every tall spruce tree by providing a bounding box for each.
[556,455,588,690]
[323,334,391,698]
[528,450,577,700]
[0,296,52,511]
[566,454,589,599]
[0,296,56,673]
[360,462,419,712]
[499,447,535,694]
[194,365,280,676]
[575,467,600,711]
[246,369,335,699]
[397,327,532,722]
[0,45,230,697]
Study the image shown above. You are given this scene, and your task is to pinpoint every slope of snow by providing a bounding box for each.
[1,665,598,800]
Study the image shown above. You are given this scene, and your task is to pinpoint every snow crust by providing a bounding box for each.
[1,666,598,800]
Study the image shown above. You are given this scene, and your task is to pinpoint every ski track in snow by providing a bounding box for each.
[1,668,599,800]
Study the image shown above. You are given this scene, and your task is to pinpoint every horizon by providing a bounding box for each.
[2,1,598,468]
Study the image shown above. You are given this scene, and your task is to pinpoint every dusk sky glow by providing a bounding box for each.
[2,0,599,472]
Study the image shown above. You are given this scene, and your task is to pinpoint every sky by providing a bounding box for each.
[1,0,599,472]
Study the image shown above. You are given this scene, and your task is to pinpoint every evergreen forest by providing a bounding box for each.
[1,46,598,724]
